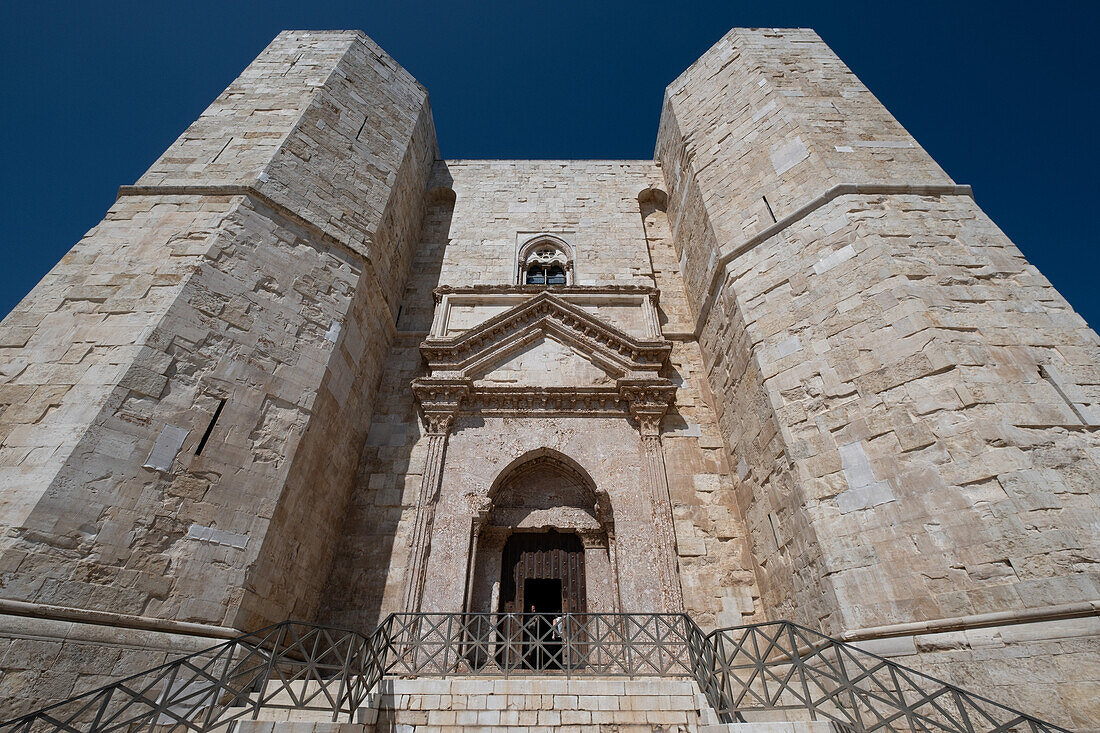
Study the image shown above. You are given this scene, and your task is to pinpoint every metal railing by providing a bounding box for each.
[0,614,1071,733]
[700,621,1070,733]
[381,612,700,678]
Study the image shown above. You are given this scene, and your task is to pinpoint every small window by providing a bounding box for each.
[519,237,572,286]
[524,264,566,286]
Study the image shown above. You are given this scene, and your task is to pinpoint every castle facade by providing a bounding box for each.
[0,29,1095,727]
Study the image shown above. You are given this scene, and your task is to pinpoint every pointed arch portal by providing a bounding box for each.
[465,449,620,617]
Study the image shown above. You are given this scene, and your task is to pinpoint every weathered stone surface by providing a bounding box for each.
[0,25,1095,729]
[0,30,435,641]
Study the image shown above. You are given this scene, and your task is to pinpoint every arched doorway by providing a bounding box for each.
[465,449,619,617]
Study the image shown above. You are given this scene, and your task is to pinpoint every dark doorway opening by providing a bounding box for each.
[499,530,586,614]
[522,578,563,670]
[523,578,562,614]
[496,531,584,671]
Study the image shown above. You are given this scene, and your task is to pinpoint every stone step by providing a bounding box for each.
[218,675,841,732]
[372,675,709,731]
[223,675,715,731]
[227,720,837,733]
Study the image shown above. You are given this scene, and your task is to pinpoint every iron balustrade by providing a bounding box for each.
[0,614,1072,733]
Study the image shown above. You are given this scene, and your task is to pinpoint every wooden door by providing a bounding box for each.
[500,531,586,614]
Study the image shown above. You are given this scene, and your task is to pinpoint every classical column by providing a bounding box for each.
[404,379,470,615]
[621,380,683,612]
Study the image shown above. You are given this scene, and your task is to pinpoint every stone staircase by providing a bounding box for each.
[226,676,835,733]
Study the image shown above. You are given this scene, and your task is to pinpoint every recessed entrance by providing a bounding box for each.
[501,531,586,614]
[523,578,562,615]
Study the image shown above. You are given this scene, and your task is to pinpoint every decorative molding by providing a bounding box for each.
[0,597,240,640]
[422,290,670,372]
[469,387,625,416]
[414,291,676,421]
[434,284,657,298]
[838,600,1100,644]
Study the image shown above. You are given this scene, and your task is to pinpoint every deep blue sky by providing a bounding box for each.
[2,1,1097,327]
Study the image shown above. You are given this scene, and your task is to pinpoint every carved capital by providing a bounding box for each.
[466,491,494,522]
[578,530,608,549]
[618,378,676,436]
[412,377,472,434]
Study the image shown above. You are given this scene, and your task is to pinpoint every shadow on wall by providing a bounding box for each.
[397,170,456,333]
[312,174,457,630]
[638,187,676,329]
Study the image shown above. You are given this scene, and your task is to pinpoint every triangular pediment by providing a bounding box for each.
[420,291,670,381]
[475,333,616,388]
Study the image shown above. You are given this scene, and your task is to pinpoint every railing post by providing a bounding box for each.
[828,637,866,731]
[200,640,244,730]
[624,614,636,678]
[441,615,454,678]
[253,624,286,720]
[333,631,356,723]
[787,623,817,721]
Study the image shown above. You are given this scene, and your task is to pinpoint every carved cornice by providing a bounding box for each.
[433,284,657,301]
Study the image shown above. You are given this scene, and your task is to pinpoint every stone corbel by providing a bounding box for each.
[619,378,676,435]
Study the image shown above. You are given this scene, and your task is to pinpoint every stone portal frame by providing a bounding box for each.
[410,290,685,614]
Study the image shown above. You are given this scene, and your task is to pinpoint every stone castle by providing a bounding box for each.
[0,27,1095,728]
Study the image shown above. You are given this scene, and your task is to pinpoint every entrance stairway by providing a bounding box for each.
[225,676,834,732]
[0,614,1069,733]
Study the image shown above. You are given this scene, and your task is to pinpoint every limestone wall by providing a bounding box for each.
[853,616,1099,730]
[319,160,762,629]
[0,29,436,713]
[657,27,1100,723]
[436,160,663,286]
[0,612,228,718]
[657,27,952,313]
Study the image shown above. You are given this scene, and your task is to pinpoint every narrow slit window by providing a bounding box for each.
[762,195,777,223]
[195,398,226,456]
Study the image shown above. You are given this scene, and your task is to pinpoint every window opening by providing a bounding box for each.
[525,264,565,285]
[519,239,572,286]
[195,398,226,456]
